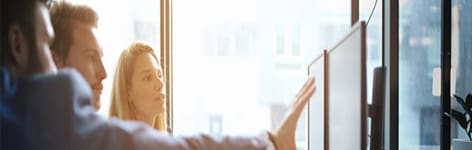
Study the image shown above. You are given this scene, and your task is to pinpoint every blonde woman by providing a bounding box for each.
[110,41,167,132]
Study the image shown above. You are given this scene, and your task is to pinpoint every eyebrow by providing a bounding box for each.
[139,69,153,74]
[139,68,162,75]
[82,49,104,56]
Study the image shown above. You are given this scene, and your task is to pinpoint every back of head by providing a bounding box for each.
[1,0,46,66]
[48,1,98,62]
[1,0,54,81]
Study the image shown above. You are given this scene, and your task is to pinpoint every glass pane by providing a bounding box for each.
[65,0,161,116]
[172,0,350,149]
[451,0,472,141]
[360,0,382,148]
[360,0,383,104]
[399,0,441,149]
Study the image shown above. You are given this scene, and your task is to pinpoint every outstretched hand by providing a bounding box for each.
[270,76,316,150]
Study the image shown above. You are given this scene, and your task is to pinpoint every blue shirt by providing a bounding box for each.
[1,66,28,149]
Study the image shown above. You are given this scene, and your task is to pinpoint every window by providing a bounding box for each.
[172,0,350,149]
[360,0,383,105]
[451,0,472,141]
[399,0,442,149]
[360,0,383,148]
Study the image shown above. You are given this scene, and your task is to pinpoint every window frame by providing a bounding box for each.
[160,0,174,134]
[162,0,454,148]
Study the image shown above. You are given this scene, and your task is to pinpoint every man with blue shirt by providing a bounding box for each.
[0,0,316,149]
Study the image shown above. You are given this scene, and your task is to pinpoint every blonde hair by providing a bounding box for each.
[109,41,167,132]
[49,1,99,61]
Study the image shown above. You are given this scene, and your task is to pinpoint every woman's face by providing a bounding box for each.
[129,53,166,116]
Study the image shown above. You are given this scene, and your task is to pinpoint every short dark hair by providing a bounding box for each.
[1,0,50,64]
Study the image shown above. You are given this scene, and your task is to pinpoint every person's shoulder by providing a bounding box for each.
[55,69,89,89]
[53,69,92,97]
[19,68,92,98]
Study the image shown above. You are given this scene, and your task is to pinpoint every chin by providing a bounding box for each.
[93,97,101,110]
[155,107,165,114]
[160,105,166,112]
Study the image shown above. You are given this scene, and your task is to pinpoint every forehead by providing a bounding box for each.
[70,21,101,53]
[133,53,160,72]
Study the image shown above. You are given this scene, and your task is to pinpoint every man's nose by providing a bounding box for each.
[97,60,107,80]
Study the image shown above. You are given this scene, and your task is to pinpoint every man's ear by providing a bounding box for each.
[8,25,29,68]
[51,51,64,68]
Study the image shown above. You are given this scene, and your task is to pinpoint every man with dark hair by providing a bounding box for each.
[0,0,316,149]
[1,0,56,78]
[1,0,55,149]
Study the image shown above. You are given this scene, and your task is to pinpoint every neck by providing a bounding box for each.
[152,113,167,132]
[133,110,154,126]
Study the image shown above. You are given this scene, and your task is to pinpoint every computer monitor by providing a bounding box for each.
[326,21,366,150]
[307,50,327,150]
[307,21,367,150]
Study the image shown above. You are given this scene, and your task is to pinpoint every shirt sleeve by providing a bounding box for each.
[63,69,273,150]
[71,111,273,150]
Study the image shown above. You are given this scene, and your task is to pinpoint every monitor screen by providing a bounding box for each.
[308,21,367,150]
[307,51,327,150]
[326,21,367,150]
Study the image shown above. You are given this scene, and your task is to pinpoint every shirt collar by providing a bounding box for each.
[1,66,17,96]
